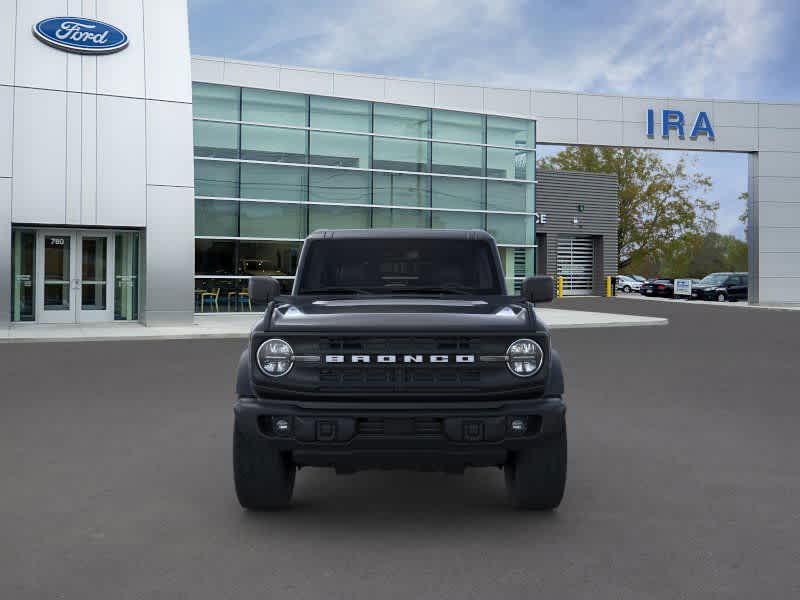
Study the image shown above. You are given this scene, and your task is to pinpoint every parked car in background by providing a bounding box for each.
[640,279,674,298]
[691,272,749,302]
[616,275,643,293]
[630,275,647,283]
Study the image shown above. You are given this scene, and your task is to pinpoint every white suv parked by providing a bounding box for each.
[616,275,643,293]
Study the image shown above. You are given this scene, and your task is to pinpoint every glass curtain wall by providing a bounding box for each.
[192,82,536,307]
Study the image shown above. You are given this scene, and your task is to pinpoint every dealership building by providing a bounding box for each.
[2,2,800,327]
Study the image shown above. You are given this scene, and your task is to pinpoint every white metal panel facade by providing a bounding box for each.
[11,87,68,224]
[1,0,195,326]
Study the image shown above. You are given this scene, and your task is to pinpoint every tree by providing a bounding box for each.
[738,191,749,226]
[626,231,748,278]
[538,147,718,271]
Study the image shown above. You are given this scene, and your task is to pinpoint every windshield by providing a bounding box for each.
[295,238,504,295]
[700,273,728,285]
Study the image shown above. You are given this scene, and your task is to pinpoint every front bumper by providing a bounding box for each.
[234,396,566,472]
[691,289,719,300]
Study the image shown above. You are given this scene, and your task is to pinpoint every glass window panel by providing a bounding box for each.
[431,210,483,230]
[194,160,239,197]
[192,83,240,120]
[486,148,533,180]
[374,103,429,137]
[242,88,306,126]
[309,168,371,204]
[486,116,534,148]
[238,241,301,277]
[43,235,71,312]
[194,277,244,313]
[196,199,238,237]
[432,110,484,143]
[114,232,139,321]
[193,121,239,158]
[241,125,306,163]
[310,131,369,168]
[373,137,428,172]
[487,214,533,245]
[195,240,236,275]
[239,201,306,239]
[498,247,534,294]
[240,164,307,201]
[81,237,108,311]
[431,142,483,176]
[11,230,35,322]
[372,208,430,229]
[81,237,106,281]
[373,173,430,207]
[487,181,534,212]
[309,205,370,231]
[310,96,370,131]
[431,177,483,210]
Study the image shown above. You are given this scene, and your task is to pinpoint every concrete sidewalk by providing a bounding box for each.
[1,307,667,343]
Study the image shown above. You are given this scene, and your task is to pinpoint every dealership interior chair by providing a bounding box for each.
[237,290,253,312]
[226,289,239,311]
[200,288,220,312]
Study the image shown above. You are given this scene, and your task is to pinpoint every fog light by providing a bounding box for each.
[510,418,527,434]
[273,418,291,434]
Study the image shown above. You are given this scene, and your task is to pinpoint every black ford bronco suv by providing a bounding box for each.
[234,229,566,510]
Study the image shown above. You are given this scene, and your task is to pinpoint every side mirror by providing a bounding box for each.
[248,276,282,304]
[521,276,554,303]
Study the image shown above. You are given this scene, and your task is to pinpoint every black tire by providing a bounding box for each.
[233,422,295,510]
[623,285,632,293]
[504,426,567,510]
[716,292,727,302]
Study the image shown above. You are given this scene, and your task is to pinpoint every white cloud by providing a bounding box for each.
[231,0,781,99]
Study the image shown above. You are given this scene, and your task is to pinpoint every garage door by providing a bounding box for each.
[557,236,594,296]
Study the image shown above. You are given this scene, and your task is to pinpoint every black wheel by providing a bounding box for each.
[504,426,567,510]
[716,292,727,302]
[623,285,632,293]
[233,422,295,510]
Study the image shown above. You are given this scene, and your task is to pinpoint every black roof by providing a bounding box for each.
[306,228,495,241]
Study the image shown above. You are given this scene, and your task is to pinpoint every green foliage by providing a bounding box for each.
[623,232,747,278]
[738,191,749,226]
[538,146,718,270]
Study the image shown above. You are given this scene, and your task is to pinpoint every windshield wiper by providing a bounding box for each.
[391,286,473,295]
[300,287,375,295]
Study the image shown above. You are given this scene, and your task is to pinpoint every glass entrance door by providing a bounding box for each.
[37,232,75,323]
[78,232,114,322]
[35,231,114,323]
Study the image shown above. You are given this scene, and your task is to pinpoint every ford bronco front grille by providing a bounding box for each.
[297,336,509,393]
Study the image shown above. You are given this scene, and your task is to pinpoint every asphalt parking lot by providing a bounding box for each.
[2,298,799,599]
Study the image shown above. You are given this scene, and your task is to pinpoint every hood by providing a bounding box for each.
[264,295,537,333]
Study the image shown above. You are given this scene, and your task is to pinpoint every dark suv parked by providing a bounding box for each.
[691,272,749,302]
[234,229,566,510]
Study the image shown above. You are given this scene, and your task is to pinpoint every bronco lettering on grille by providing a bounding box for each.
[324,354,476,364]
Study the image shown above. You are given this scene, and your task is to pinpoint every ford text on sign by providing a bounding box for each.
[33,17,128,54]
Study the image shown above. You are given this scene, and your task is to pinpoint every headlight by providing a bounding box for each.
[506,338,544,377]
[256,338,294,377]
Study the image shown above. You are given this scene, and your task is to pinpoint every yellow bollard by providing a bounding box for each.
[557,276,564,298]
[606,276,612,297]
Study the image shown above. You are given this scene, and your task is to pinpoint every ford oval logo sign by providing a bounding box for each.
[32,17,128,55]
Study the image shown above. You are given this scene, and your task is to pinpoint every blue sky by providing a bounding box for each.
[188,0,800,239]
